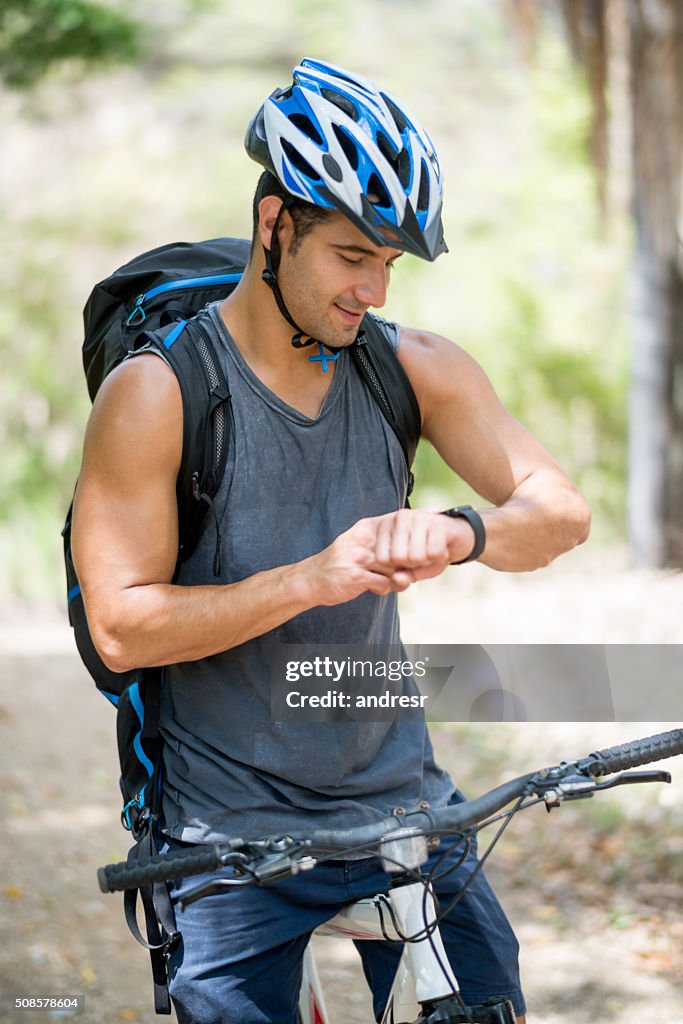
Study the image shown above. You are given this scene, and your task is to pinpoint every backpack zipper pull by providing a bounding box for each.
[126,295,147,328]
[191,472,223,577]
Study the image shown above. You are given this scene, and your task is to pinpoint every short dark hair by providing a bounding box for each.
[251,171,331,259]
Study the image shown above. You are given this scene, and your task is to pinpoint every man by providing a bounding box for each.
[73,59,589,1023]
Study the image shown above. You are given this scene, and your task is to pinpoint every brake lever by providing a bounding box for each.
[252,853,317,883]
[178,848,317,909]
[179,875,254,909]
[593,769,671,791]
[539,767,671,811]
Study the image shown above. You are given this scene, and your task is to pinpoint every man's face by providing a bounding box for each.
[276,211,403,349]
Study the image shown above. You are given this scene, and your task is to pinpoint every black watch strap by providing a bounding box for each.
[440,505,486,564]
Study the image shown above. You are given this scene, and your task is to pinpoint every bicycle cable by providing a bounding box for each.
[373,891,474,1024]
[425,834,472,885]
[410,794,527,1009]
[372,837,474,946]
[426,796,527,926]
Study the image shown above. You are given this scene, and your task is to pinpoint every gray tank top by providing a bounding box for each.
[158,302,453,843]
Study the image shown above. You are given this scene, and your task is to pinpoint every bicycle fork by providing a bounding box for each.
[381,880,515,1024]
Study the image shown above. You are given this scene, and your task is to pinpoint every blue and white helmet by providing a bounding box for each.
[245,58,447,261]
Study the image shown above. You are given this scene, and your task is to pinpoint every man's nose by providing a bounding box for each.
[353,267,389,309]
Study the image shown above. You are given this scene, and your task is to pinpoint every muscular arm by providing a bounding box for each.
[71,356,410,673]
[395,328,591,571]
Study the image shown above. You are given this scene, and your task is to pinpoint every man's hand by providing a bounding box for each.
[373,508,476,577]
[301,510,474,606]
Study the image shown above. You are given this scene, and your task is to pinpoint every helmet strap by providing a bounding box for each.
[261,198,320,351]
[260,198,349,369]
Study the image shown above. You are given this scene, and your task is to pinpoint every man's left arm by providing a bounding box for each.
[396,327,591,572]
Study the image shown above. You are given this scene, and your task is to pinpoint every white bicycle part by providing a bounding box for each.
[299,882,460,1024]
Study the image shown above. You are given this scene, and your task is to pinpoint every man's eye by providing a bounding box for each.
[340,255,362,265]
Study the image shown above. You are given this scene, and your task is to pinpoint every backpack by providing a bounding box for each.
[62,236,421,1012]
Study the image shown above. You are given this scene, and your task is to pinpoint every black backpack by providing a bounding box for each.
[62,236,421,1011]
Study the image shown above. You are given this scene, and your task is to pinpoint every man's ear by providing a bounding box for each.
[258,195,289,250]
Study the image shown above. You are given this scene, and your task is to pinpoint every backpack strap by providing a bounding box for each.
[351,315,422,500]
[131,315,231,574]
[123,828,179,1015]
[122,683,178,1016]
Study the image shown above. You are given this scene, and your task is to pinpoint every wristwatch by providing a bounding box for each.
[440,505,486,564]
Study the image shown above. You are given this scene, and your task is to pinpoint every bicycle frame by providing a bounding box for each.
[298,881,474,1024]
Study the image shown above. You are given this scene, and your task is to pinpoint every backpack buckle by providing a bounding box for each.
[122,799,151,837]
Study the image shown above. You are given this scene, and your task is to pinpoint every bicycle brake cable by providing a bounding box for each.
[409,793,528,1004]
[427,795,527,922]
[427,834,472,885]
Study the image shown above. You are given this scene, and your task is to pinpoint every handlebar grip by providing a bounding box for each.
[583,728,683,777]
[98,843,229,893]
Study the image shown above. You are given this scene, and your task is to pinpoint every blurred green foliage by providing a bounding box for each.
[0,0,140,88]
[1,0,631,600]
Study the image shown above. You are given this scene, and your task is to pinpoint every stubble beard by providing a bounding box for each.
[309,311,361,351]
[277,257,364,351]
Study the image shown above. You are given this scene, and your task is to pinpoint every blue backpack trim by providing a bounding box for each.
[163,319,189,349]
[126,272,243,327]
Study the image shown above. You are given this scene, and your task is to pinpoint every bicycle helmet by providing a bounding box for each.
[245,58,447,261]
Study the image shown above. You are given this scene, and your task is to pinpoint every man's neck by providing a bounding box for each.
[219,262,339,418]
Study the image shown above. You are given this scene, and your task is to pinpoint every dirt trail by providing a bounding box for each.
[1,551,682,1023]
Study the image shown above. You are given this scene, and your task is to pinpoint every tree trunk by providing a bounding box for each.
[627,240,676,566]
[666,266,683,562]
[627,0,683,566]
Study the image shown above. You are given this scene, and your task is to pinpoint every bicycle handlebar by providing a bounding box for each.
[97,728,683,894]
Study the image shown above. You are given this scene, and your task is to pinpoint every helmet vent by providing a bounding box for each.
[289,113,323,145]
[376,131,409,191]
[321,87,359,122]
[377,130,411,190]
[380,92,409,134]
[376,130,398,162]
[416,160,429,213]
[367,173,391,210]
[395,149,411,190]
[332,124,359,170]
[282,139,321,181]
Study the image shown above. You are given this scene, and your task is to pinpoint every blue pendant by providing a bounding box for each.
[308,342,340,372]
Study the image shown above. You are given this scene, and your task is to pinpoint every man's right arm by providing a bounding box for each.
[72,355,436,673]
